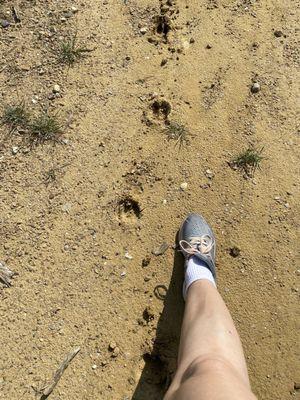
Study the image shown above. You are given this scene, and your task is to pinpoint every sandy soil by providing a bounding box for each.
[0,0,299,399]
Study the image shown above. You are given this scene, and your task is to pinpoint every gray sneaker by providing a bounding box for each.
[178,213,217,279]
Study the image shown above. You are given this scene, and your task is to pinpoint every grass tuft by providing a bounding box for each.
[2,103,30,130]
[232,147,264,176]
[58,35,90,66]
[165,121,190,147]
[29,112,63,144]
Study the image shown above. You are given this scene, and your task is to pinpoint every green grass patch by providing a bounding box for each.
[2,102,30,130]
[29,112,63,144]
[58,35,90,66]
[232,147,264,176]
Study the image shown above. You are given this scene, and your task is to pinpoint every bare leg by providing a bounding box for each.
[164,280,257,400]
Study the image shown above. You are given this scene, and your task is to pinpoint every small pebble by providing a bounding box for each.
[274,30,283,37]
[112,347,120,357]
[205,169,214,179]
[71,6,79,13]
[109,341,117,350]
[251,82,260,93]
[200,183,210,189]
[182,40,190,50]
[53,84,61,93]
[180,182,188,191]
[92,364,97,370]
[140,27,148,34]
[124,252,133,260]
[162,199,167,205]
[11,146,19,155]
[0,19,10,28]
[61,202,72,212]
[120,271,126,277]
[64,11,73,18]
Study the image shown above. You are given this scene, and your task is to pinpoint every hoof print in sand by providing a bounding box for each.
[155,14,172,40]
[118,197,142,224]
[151,99,171,121]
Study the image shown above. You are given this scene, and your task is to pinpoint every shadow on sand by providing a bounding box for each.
[132,248,185,400]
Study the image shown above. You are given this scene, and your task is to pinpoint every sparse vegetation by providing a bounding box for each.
[29,112,63,144]
[1,102,66,145]
[165,121,190,147]
[231,147,264,176]
[43,163,69,186]
[1,103,30,130]
[58,35,90,66]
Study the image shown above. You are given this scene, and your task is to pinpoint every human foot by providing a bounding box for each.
[178,213,217,298]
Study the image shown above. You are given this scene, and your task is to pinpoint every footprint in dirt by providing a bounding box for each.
[151,99,172,121]
[117,197,142,225]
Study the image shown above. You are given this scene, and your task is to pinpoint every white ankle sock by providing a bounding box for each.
[183,256,216,300]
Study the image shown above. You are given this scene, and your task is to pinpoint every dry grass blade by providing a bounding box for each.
[165,121,190,148]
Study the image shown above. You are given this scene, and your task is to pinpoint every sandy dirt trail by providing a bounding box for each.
[0,0,299,399]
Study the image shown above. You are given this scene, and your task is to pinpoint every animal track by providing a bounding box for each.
[117,197,142,224]
[151,99,171,120]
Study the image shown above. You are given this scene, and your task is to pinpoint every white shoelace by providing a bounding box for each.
[179,235,213,256]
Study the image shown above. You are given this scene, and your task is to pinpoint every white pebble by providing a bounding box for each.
[11,146,19,155]
[92,364,97,370]
[205,169,214,179]
[251,82,260,93]
[53,84,61,93]
[180,182,188,191]
[125,252,133,260]
[140,27,148,34]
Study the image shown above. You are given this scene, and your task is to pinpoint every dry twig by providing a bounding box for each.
[40,347,80,399]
